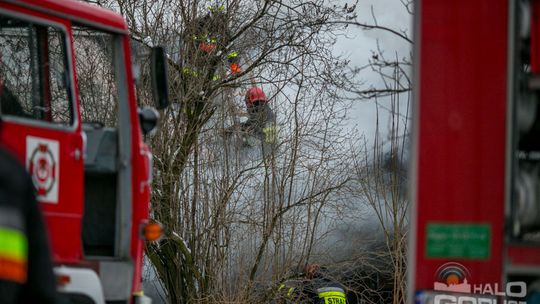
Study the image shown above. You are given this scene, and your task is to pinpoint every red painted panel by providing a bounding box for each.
[16,0,127,32]
[507,245,540,266]
[122,33,149,293]
[131,143,150,292]
[0,122,84,264]
[531,0,540,73]
[413,0,508,290]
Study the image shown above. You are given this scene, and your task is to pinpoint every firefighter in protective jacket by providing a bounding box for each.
[241,86,277,144]
[299,264,348,304]
[182,5,241,81]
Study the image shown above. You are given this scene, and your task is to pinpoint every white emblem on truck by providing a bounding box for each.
[26,136,59,204]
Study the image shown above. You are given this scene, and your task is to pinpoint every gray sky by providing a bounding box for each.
[333,0,413,141]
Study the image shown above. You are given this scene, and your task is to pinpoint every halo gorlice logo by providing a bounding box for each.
[432,262,527,304]
[434,262,471,293]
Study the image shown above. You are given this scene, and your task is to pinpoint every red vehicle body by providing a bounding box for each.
[0,0,162,303]
[411,0,540,303]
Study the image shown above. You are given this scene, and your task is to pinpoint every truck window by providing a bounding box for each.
[72,26,118,127]
[0,15,73,125]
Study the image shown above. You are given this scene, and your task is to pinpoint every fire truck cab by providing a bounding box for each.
[0,0,167,303]
[411,0,540,303]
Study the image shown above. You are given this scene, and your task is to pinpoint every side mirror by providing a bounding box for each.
[150,46,169,110]
[139,106,159,135]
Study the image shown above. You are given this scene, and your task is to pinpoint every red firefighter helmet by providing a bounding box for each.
[245,87,267,106]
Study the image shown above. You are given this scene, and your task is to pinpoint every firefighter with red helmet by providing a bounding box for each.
[241,86,277,145]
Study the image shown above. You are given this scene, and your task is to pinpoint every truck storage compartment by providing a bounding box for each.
[82,126,119,257]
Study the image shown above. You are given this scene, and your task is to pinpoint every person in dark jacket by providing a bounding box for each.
[299,264,348,304]
[0,120,57,303]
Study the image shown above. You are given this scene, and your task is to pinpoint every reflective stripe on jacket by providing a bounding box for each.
[317,286,347,304]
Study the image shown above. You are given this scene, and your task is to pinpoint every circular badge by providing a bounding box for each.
[28,144,56,196]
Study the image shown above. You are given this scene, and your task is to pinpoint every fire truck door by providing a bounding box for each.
[0,10,84,262]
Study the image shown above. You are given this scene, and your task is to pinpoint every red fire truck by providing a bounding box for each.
[410,0,540,303]
[0,0,167,303]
